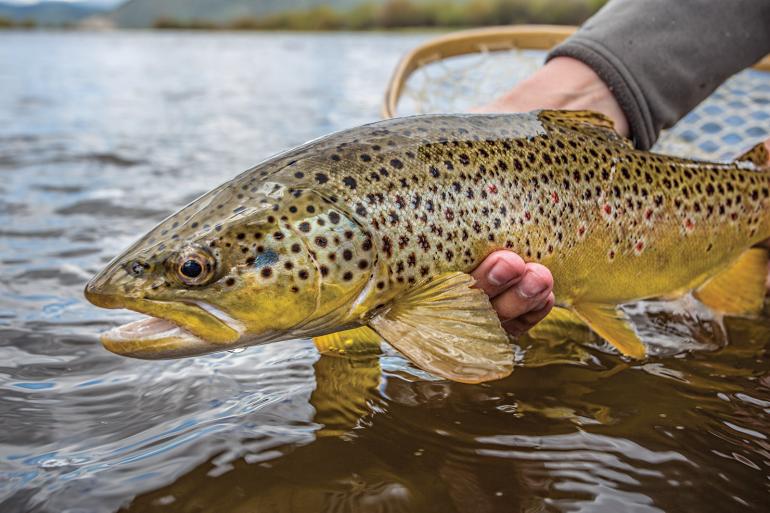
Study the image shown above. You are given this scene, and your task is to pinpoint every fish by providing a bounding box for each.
[84,110,770,383]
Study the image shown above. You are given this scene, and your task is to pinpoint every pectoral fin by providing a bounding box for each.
[313,326,383,357]
[367,272,513,384]
[736,142,769,167]
[694,248,768,316]
[572,303,646,358]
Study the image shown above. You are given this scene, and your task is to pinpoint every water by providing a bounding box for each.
[1,31,769,513]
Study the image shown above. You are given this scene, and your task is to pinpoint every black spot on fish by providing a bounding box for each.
[382,236,393,257]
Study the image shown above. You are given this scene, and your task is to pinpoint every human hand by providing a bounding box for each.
[471,251,555,336]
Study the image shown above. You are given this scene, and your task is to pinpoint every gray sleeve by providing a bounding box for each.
[548,0,770,149]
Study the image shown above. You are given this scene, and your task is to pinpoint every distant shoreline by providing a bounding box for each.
[1,0,605,32]
[0,26,454,34]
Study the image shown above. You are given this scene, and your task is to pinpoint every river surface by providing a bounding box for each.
[1,31,769,513]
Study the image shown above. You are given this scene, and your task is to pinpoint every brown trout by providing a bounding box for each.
[85,110,770,383]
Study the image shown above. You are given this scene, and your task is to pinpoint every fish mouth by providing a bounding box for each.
[85,286,245,359]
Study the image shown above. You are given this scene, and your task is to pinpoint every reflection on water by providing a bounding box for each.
[1,31,769,513]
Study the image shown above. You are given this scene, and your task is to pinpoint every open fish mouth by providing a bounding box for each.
[85,288,245,359]
[100,316,221,359]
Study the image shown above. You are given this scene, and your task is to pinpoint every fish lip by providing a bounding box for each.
[86,286,243,358]
[100,317,214,359]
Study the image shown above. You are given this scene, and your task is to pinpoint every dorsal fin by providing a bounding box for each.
[537,109,633,148]
[736,142,769,167]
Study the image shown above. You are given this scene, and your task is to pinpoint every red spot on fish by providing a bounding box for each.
[603,204,612,215]
[684,218,695,231]
[730,212,738,221]
[644,209,653,221]
[578,225,586,236]
[551,191,559,204]
[524,211,531,221]
[488,184,498,194]
[635,241,645,252]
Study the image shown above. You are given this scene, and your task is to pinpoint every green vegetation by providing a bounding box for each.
[152,0,607,31]
[0,16,36,29]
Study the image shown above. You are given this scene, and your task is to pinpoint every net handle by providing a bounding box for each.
[382,24,770,119]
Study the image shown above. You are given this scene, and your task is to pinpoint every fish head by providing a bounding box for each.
[85,183,335,359]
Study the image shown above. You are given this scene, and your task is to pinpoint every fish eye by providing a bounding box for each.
[181,260,202,278]
[174,247,215,286]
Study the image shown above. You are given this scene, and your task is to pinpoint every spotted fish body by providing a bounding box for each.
[85,111,770,382]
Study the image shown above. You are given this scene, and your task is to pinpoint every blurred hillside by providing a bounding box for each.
[0,0,607,29]
[0,1,106,26]
[111,0,364,28]
[116,0,607,30]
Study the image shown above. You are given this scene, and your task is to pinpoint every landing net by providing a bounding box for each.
[384,26,770,161]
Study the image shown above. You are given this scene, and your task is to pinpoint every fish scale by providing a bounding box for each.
[85,110,770,382]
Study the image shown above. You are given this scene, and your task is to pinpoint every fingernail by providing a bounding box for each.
[517,271,548,298]
[488,260,515,286]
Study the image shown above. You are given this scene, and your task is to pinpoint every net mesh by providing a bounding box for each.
[394,49,770,160]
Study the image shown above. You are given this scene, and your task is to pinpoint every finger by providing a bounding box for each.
[502,292,555,336]
[470,250,526,298]
[490,264,553,321]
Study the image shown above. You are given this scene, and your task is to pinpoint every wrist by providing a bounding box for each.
[478,56,630,137]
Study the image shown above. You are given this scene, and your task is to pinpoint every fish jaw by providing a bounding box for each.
[85,284,244,359]
[100,317,225,359]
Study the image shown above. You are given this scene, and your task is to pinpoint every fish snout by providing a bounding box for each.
[84,278,125,309]
[84,261,140,309]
